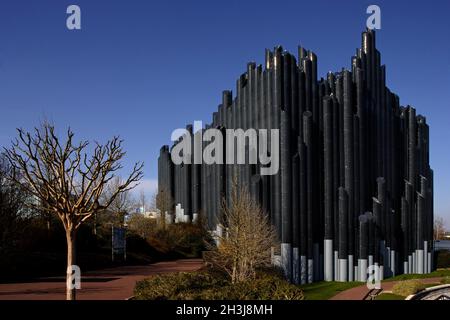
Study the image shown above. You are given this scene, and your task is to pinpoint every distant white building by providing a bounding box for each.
[142,211,160,219]
[435,240,450,251]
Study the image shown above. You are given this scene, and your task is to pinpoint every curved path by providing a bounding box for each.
[0,259,203,300]
[330,277,443,300]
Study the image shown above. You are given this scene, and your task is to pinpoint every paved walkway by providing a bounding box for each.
[0,259,203,300]
[330,277,443,300]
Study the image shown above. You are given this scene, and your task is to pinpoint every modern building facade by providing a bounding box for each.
[158,29,434,283]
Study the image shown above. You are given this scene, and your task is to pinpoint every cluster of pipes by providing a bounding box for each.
[158,29,434,283]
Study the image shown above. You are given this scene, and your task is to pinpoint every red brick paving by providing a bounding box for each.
[0,259,203,300]
[330,277,443,300]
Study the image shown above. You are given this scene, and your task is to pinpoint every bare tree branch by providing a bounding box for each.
[3,122,143,300]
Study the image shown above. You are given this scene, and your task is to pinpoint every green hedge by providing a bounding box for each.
[134,269,304,300]
[440,276,450,284]
[392,279,425,297]
[436,250,450,268]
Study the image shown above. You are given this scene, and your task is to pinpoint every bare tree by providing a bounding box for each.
[102,176,135,228]
[206,181,278,284]
[3,123,143,300]
[434,216,447,240]
[138,189,148,214]
[127,213,156,239]
[155,187,174,229]
[0,154,36,250]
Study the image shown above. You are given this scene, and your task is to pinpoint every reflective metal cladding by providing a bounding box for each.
[158,29,434,283]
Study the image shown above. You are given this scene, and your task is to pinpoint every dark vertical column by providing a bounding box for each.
[272,47,283,239]
[338,187,348,281]
[377,177,386,274]
[336,76,345,187]
[332,96,340,257]
[281,106,292,280]
[297,66,306,282]
[405,180,413,271]
[327,72,335,95]
[192,130,201,217]
[356,68,366,214]
[372,198,381,266]
[407,107,417,271]
[210,117,218,225]
[323,96,334,281]
[201,131,207,225]
[429,169,434,271]
[224,92,233,209]
[401,197,409,272]
[291,56,299,138]
[343,70,354,280]
[417,192,425,273]
[173,144,179,206]
[353,115,361,264]
[158,148,164,202]
[298,69,305,142]
[408,107,417,190]
[233,78,241,193]
[308,52,320,281]
[299,136,307,284]
[251,174,262,204]
[292,151,300,284]
[323,97,334,240]
[262,68,271,217]
[359,213,369,281]
[185,125,193,220]
[362,30,372,95]
[290,57,300,283]
[368,211,375,266]
[238,75,245,188]
[247,63,256,188]
[303,59,312,113]
[303,111,314,283]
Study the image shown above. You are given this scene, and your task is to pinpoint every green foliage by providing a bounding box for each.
[385,268,450,282]
[440,276,450,284]
[392,279,426,297]
[299,281,362,300]
[436,250,450,268]
[134,269,304,300]
[134,270,228,300]
[375,293,405,300]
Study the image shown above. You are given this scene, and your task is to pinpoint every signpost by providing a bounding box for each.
[112,226,126,261]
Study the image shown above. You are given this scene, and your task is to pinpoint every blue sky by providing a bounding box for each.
[0,0,449,225]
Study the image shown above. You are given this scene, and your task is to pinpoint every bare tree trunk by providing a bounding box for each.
[93,213,97,236]
[46,219,51,242]
[161,211,166,230]
[66,230,77,301]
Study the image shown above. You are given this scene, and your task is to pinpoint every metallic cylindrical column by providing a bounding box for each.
[323,96,334,281]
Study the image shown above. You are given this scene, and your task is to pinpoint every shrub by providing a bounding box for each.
[197,272,304,300]
[392,279,426,297]
[206,183,278,284]
[440,276,450,284]
[134,270,228,300]
[147,222,209,258]
[134,269,303,300]
[436,250,450,268]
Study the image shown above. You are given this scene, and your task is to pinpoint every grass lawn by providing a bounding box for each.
[297,268,450,300]
[375,293,404,300]
[383,268,450,282]
[299,281,362,300]
[373,281,441,300]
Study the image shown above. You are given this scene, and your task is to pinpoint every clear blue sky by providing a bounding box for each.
[0,0,449,225]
